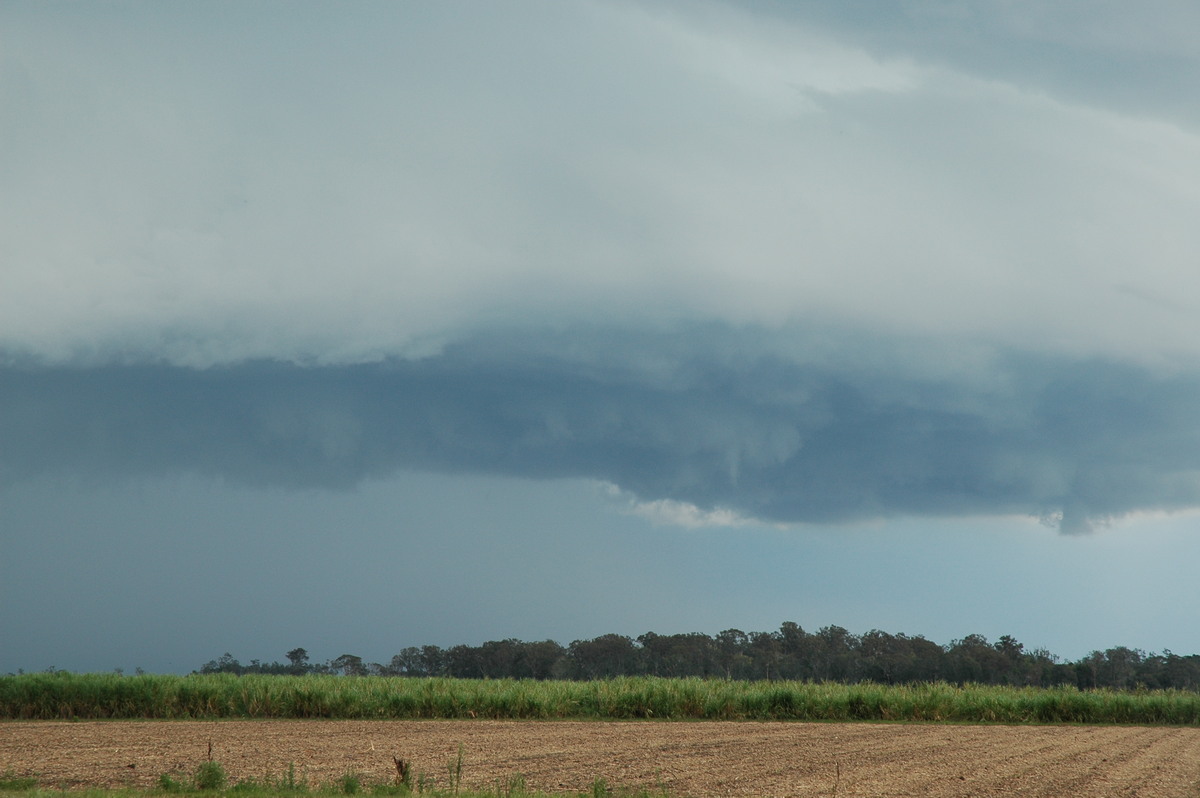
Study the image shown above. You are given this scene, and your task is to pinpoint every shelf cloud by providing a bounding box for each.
[6,324,1199,534]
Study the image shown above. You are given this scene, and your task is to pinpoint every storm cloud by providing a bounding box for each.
[5,1,1200,674]
[6,324,1198,534]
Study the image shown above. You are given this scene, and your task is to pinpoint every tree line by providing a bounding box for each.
[197,623,1200,691]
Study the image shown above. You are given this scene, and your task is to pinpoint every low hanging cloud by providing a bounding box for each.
[4,323,1199,534]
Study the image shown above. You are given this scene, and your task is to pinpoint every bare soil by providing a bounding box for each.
[3,720,1200,798]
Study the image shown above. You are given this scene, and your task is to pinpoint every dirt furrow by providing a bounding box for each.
[4,720,1200,797]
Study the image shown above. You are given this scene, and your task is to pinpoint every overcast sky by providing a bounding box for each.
[4,0,1200,674]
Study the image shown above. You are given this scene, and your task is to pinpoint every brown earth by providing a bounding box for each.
[3,720,1200,798]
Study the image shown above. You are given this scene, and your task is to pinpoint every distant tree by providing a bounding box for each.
[329,654,366,677]
[747,631,783,680]
[636,632,668,676]
[1098,646,1143,689]
[389,647,425,676]
[1158,652,1200,689]
[478,639,521,678]
[446,644,485,678]
[286,648,310,675]
[994,635,1023,661]
[198,653,243,675]
[1022,647,1068,687]
[947,634,1018,685]
[992,635,1028,684]
[191,622,1200,689]
[638,632,716,677]
[521,640,567,680]
[419,645,448,676]
[569,634,640,679]
[812,626,859,682]
[859,630,903,683]
[715,629,751,680]
[777,622,811,679]
[905,635,947,682]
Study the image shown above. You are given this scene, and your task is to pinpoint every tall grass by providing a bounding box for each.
[3,672,1200,725]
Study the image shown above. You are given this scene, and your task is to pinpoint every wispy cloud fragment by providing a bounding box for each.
[601,482,756,528]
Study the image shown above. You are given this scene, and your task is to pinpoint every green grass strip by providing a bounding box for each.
[4,673,1200,725]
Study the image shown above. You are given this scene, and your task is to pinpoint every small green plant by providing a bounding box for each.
[158,772,185,792]
[278,761,305,792]
[194,760,228,791]
[446,746,464,795]
[0,769,37,791]
[499,773,526,798]
[652,768,668,798]
[338,772,363,795]
[590,776,609,798]
[392,757,411,791]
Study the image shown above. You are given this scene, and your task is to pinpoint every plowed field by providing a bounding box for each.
[3,720,1200,797]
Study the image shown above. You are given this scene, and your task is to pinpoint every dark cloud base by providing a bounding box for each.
[4,325,1199,533]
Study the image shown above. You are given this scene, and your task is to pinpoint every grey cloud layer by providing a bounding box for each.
[4,2,1200,367]
[5,325,1198,533]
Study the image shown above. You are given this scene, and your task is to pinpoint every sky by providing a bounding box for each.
[3,0,1200,674]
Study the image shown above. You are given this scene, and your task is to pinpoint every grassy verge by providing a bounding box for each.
[3,673,1200,725]
[0,760,656,798]
[0,786,639,798]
